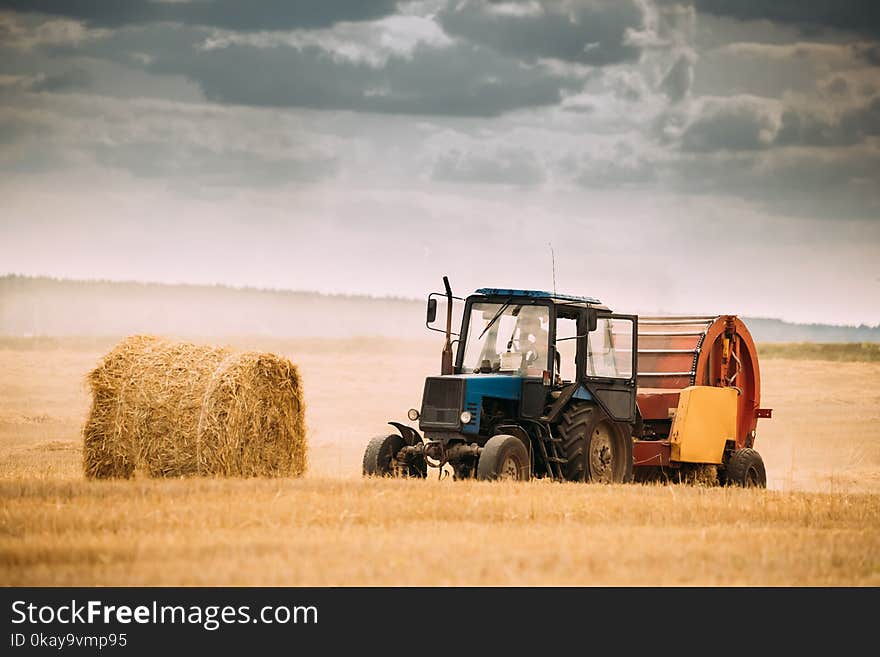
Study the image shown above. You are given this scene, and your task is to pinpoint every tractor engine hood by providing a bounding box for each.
[418,374,523,435]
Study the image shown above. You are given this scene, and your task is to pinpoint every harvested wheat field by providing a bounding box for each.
[1,337,879,585]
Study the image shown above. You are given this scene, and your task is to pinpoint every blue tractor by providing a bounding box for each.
[362,277,638,482]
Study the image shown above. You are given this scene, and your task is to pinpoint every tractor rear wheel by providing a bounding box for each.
[725,448,766,488]
[557,403,633,483]
[362,434,426,478]
[476,435,530,481]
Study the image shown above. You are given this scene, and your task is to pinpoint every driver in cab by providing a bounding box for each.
[515,314,548,375]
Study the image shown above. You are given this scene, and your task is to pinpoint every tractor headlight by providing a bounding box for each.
[407,408,420,421]
[460,411,472,424]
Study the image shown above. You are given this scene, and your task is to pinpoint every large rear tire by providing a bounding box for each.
[476,435,530,481]
[363,434,426,478]
[725,448,766,488]
[557,403,633,483]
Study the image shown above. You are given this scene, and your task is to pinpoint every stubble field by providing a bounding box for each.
[1,337,879,585]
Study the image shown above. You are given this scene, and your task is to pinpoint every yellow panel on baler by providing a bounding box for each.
[669,386,737,464]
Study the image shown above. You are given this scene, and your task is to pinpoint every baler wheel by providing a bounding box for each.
[725,448,767,488]
[362,434,426,478]
[476,435,530,481]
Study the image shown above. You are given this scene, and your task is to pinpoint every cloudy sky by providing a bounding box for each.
[1,1,878,325]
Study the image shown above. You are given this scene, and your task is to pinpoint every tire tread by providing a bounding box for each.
[725,448,767,488]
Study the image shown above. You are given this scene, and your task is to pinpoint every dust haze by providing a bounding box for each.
[3,275,880,342]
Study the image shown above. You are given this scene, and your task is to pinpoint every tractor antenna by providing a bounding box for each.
[548,242,557,297]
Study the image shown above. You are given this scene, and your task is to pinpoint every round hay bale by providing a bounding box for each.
[82,335,307,479]
[197,353,308,478]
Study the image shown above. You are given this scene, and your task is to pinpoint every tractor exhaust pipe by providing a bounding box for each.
[441,275,454,375]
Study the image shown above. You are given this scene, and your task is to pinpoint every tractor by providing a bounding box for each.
[362,277,771,486]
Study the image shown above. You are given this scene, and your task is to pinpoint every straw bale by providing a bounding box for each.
[83,336,306,479]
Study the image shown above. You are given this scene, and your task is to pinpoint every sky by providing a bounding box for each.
[0,1,878,325]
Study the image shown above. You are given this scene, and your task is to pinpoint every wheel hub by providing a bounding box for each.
[500,455,520,480]
[589,423,614,483]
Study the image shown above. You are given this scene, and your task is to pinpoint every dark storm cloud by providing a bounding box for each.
[847,96,880,137]
[659,54,693,102]
[854,43,880,66]
[29,66,92,92]
[693,0,880,38]
[824,76,849,97]
[148,41,579,116]
[671,147,880,219]
[677,97,778,152]
[0,1,399,30]
[0,108,49,146]
[676,94,880,154]
[1,0,876,225]
[775,107,861,148]
[8,13,583,117]
[438,0,643,65]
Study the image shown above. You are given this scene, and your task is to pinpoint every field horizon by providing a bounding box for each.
[4,274,879,343]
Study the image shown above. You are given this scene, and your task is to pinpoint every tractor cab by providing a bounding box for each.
[418,287,638,445]
[451,288,636,386]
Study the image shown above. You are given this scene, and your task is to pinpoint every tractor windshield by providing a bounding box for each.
[462,302,550,375]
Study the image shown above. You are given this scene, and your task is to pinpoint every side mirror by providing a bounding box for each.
[426,293,463,336]
[586,309,598,332]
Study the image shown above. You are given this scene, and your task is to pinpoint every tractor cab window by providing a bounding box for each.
[462,303,550,375]
[586,317,634,379]
[555,317,578,383]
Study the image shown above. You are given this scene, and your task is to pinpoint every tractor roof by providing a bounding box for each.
[474,288,602,306]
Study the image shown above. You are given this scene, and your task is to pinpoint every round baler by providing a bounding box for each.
[633,315,771,484]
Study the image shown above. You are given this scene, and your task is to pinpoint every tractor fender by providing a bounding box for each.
[388,422,422,447]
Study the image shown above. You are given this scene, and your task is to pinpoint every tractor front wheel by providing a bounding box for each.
[476,435,530,481]
[362,434,426,478]
[725,448,766,488]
